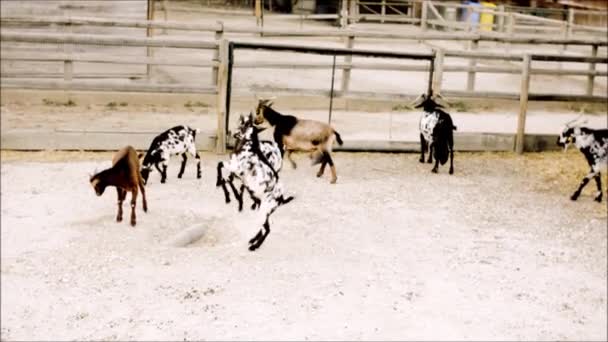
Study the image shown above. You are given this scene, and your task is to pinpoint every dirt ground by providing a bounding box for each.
[1,150,606,341]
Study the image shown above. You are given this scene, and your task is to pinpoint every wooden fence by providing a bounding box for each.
[1,19,606,153]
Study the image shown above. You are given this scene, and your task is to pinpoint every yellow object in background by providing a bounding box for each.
[480,1,497,31]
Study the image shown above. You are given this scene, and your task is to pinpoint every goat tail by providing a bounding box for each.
[334,130,344,145]
[453,125,457,131]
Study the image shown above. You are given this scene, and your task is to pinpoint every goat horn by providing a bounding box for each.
[564,113,584,128]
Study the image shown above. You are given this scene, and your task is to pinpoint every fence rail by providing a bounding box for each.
[1,18,607,154]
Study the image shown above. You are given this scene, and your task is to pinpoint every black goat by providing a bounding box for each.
[413,93,457,174]
[557,122,608,202]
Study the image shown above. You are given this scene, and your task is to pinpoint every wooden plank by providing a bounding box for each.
[516,55,531,155]
[432,49,444,93]
[0,78,217,94]
[215,39,229,154]
[0,31,219,49]
[421,0,428,31]
[341,35,354,93]
[0,129,218,151]
[587,44,598,96]
[0,52,217,67]
[466,40,478,92]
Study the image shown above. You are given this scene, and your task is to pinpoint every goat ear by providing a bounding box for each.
[267,101,274,107]
[137,152,144,160]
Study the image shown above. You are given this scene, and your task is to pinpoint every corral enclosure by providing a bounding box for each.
[1,0,608,340]
[1,151,607,340]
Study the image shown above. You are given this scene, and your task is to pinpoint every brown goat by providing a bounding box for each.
[90,146,148,226]
[254,99,343,184]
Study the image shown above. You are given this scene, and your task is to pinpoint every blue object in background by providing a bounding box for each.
[462,0,482,25]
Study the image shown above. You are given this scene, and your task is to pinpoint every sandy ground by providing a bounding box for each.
[1,150,606,341]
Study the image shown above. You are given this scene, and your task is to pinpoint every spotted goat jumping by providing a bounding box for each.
[140,125,202,184]
[216,113,294,251]
[414,92,457,174]
[225,125,284,211]
[557,119,608,203]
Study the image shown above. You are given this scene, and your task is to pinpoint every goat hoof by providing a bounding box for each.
[431,168,438,174]
[248,244,258,251]
[570,194,579,201]
[316,171,323,178]
[161,179,166,184]
[116,217,122,222]
[177,174,183,179]
[449,169,454,175]
[130,220,136,227]
[197,174,202,179]
[594,196,602,203]
[330,178,337,184]
[419,158,424,163]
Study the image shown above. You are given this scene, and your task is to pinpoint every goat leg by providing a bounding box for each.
[195,152,202,179]
[116,188,126,222]
[427,143,433,163]
[450,147,454,175]
[216,162,231,203]
[431,158,439,173]
[571,171,594,201]
[161,164,168,183]
[130,188,138,227]
[419,134,426,163]
[178,153,187,178]
[227,178,243,211]
[593,173,603,203]
[139,178,148,213]
[249,219,271,251]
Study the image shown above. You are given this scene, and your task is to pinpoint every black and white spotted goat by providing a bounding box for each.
[413,92,457,174]
[140,125,202,184]
[216,113,294,251]
[557,118,608,203]
[224,124,284,211]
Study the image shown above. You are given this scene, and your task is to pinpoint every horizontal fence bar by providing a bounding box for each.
[0,52,218,67]
[3,16,605,46]
[241,86,607,103]
[231,41,435,59]
[0,31,219,49]
[0,78,217,94]
[531,54,608,63]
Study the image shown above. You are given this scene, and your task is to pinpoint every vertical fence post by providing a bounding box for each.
[421,0,428,31]
[61,0,73,86]
[432,48,444,94]
[586,44,598,96]
[349,0,359,24]
[466,40,478,92]
[161,0,168,34]
[341,35,354,94]
[567,8,574,38]
[497,5,505,32]
[340,0,348,28]
[146,0,155,80]
[255,0,262,26]
[515,54,531,155]
[64,60,73,82]
[216,40,229,154]
[506,13,514,53]
[381,0,386,23]
[212,22,224,86]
